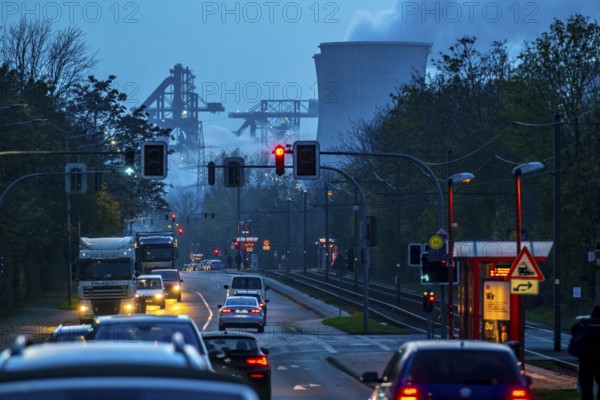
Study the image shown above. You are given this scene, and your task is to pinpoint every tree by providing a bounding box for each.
[0,18,97,101]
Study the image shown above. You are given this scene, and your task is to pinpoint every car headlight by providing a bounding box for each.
[79,305,89,312]
[124,303,134,312]
[174,285,181,291]
[154,293,163,299]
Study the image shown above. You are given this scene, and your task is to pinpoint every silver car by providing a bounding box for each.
[0,334,258,400]
[218,296,266,333]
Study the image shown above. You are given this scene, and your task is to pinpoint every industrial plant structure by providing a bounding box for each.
[313,41,432,150]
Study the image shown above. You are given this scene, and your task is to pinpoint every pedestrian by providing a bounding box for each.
[235,252,242,271]
[570,305,600,400]
[226,254,233,269]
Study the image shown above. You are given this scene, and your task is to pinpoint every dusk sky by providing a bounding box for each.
[4,1,598,155]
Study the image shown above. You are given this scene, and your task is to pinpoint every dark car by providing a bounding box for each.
[203,331,271,400]
[48,324,94,342]
[152,268,183,301]
[90,314,210,366]
[361,340,533,400]
[0,334,258,400]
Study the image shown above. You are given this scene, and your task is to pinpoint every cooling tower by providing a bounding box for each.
[314,41,431,150]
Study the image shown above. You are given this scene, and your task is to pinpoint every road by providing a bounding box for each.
[0,270,578,398]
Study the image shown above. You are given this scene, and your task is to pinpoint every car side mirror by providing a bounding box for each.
[261,347,270,355]
[217,304,222,309]
[224,285,229,289]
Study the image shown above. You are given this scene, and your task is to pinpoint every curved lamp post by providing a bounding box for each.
[447,172,475,339]
[512,161,544,363]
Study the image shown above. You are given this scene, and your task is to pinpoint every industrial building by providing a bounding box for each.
[313,41,432,150]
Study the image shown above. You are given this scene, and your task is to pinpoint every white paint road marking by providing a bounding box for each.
[192,290,213,331]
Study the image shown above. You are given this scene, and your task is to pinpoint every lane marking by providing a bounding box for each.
[319,341,337,354]
[193,290,213,331]
[358,335,392,351]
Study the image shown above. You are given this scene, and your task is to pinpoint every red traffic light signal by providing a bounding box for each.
[273,145,285,176]
[171,213,177,222]
[423,289,435,313]
[177,227,184,236]
[213,248,220,256]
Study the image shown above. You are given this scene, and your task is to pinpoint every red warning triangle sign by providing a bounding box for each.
[506,246,545,281]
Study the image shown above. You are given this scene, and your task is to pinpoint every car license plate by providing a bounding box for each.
[236,310,248,314]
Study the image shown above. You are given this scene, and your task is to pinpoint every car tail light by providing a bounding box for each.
[250,308,262,313]
[259,302,265,307]
[250,373,265,379]
[396,386,419,400]
[510,388,532,400]
[246,356,269,367]
[220,308,233,313]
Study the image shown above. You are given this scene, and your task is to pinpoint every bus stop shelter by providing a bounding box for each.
[453,240,553,341]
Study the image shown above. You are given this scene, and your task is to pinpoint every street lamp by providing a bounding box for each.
[447,172,475,339]
[512,161,544,363]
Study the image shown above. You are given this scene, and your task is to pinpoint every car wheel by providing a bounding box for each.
[160,300,166,309]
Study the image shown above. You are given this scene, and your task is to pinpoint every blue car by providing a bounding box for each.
[361,340,533,400]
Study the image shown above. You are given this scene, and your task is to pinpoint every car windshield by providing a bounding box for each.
[137,279,161,289]
[155,271,178,281]
[93,322,202,353]
[225,297,258,307]
[407,350,519,384]
[231,278,261,290]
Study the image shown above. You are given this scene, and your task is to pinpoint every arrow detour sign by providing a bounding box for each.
[510,279,539,295]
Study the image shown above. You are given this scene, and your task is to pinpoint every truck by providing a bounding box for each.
[134,231,179,274]
[76,236,137,323]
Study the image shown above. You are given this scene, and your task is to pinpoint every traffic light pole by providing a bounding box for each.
[320,166,370,333]
[321,150,447,338]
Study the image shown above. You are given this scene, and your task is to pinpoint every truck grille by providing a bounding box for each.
[83,285,129,298]
[91,300,121,315]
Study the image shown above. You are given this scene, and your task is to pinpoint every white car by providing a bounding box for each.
[135,275,166,311]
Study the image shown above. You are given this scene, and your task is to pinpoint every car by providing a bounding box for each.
[202,331,271,400]
[361,340,533,400]
[152,268,183,301]
[224,275,270,312]
[135,274,166,311]
[208,259,224,270]
[0,334,258,400]
[218,296,266,333]
[90,314,211,366]
[48,324,94,342]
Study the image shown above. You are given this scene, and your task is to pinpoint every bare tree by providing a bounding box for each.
[0,17,97,100]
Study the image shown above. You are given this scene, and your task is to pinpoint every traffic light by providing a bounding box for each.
[207,161,215,185]
[141,141,168,179]
[408,243,423,267]
[273,145,285,176]
[420,253,457,284]
[423,289,435,313]
[124,148,135,176]
[177,227,184,236]
[346,248,355,271]
[293,141,320,179]
[213,248,220,256]
[171,213,177,222]
[65,163,87,194]
[223,157,245,187]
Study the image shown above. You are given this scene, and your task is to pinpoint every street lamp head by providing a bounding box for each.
[512,161,544,177]
[447,172,476,186]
